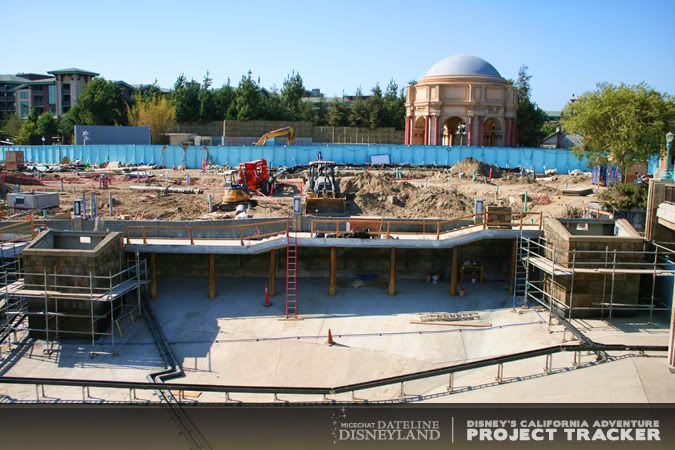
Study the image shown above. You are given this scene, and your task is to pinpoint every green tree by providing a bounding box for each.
[1,115,23,141]
[66,78,128,125]
[314,99,329,125]
[15,109,39,144]
[197,71,218,123]
[514,65,547,147]
[366,84,385,129]
[383,79,405,129]
[349,88,369,127]
[139,80,163,101]
[261,89,286,120]
[561,82,675,181]
[228,71,264,120]
[326,101,347,127]
[173,74,200,123]
[35,112,59,138]
[213,80,235,121]
[281,71,305,119]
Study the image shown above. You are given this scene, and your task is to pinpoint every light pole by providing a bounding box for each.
[666,131,674,179]
[82,130,89,146]
[41,136,46,146]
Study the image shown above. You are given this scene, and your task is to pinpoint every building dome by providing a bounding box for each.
[423,55,503,79]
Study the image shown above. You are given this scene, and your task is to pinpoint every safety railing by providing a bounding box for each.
[124,219,289,245]
[310,211,543,239]
[0,218,41,242]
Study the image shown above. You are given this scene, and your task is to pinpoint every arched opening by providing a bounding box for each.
[483,118,501,147]
[442,117,467,146]
[412,117,426,145]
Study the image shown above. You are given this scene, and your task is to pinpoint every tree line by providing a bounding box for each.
[1,70,406,144]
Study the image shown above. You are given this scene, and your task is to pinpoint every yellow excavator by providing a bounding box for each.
[255,127,295,146]
[220,169,257,211]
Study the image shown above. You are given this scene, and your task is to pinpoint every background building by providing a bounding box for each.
[47,68,98,115]
[405,55,517,146]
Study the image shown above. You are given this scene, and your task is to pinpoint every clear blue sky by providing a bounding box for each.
[4,0,673,110]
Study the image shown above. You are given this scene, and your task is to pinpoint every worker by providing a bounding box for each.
[234,204,247,219]
[317,151,323,161]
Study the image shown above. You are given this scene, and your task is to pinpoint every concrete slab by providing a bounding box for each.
[0,275,671,404]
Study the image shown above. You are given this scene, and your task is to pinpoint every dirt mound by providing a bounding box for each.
[450,157,501,178]
[341,172,473,218]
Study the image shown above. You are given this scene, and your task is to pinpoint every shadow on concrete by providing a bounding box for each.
[149,276,514,359]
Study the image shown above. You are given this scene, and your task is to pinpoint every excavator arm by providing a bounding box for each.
[255,127,295,146]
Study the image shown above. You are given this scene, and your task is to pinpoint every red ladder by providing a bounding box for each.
[285,218,298,318]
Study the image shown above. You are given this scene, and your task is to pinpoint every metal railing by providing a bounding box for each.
[124,219,289,245]
[310,211,543,239]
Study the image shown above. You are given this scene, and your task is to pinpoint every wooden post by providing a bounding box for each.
[329,247,337,296]
[388,248,396,296]
[149,253,158,299]
[509,238,517,292]
[450,246,458,296]
[268,250,277,297]
[208,254,216,299]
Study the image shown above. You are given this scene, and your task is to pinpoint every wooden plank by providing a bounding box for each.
[410,321,492,327]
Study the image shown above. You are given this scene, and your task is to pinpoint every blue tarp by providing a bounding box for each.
[1,144,594,173]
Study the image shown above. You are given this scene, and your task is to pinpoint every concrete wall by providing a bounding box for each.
[22,231,125,291]
[542,218,643,311]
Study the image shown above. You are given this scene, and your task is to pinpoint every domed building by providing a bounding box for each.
[404,55,517,146]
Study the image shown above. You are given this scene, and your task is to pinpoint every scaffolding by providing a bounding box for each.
[1,255,148,355]
[514,235,675,322]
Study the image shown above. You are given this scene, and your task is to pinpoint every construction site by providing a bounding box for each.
[0,143,673,443]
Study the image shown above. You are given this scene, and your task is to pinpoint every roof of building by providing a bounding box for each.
[423,55,503,79]
[541,130,584,149]
[0,74,30,84]
[47,68,99,76]
[10,78,56,92]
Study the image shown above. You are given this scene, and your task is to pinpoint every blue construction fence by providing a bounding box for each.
[1,144,596,173]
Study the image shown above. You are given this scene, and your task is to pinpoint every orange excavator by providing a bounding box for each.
[255,127,295,146]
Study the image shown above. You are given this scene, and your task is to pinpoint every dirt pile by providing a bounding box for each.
[450,157,501,178]
[341,172,473,218]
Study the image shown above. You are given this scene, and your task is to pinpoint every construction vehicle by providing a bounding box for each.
[220,169,257,211]
[255,127,295,146]
[239,159,275,195]
[305,161,346,215]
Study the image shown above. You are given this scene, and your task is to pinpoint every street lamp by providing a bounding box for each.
[41,136,46,146]
[666,132,674,178]
[82,130,89,146]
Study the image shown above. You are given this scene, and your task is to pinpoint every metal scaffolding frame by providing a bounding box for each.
[1,255,148,354]
[514,235,675,322]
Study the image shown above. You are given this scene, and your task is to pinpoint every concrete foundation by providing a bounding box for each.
[542,218,643,312]
[20,230,126,339]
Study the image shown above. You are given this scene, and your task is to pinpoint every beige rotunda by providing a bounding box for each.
[404,55,517,147]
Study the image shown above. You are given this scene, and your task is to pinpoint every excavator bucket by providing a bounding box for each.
[305,197,346,215]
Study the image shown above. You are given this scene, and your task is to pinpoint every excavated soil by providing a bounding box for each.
[0,163,598,221]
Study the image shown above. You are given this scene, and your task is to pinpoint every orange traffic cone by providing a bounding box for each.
[326,329,335,346]
[264,287,272,307]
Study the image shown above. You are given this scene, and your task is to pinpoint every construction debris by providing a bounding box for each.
[562,187,593,196]
[128,185,203,194]
[419,312,480,322]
